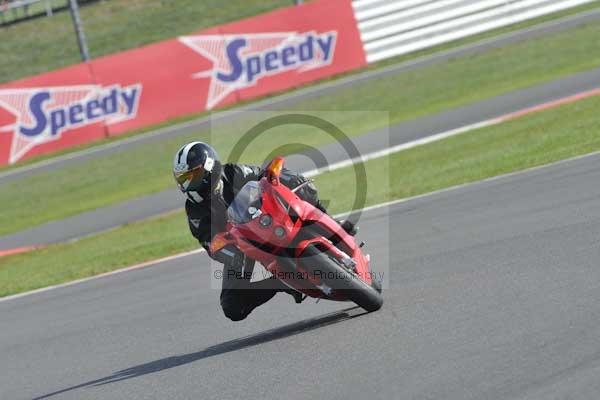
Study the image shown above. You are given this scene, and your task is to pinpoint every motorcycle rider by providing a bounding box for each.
[173,141,356,321]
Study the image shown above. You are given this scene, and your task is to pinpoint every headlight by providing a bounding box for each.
[274,226,286,238]
[259,214,272,227]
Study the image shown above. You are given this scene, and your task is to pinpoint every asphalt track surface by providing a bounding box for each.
[2,152,600,399]
[2,65,600,251]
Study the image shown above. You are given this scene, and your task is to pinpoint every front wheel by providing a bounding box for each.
[301,245,383,312]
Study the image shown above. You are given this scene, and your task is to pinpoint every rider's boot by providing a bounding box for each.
[270,277,305,303]
[283,288,305,304]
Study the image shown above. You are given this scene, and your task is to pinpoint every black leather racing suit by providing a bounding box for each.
[185,163,326,321]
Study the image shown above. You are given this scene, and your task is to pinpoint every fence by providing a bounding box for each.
[353,0,597,63]
[0,0,89,25]
[1,0,60,19]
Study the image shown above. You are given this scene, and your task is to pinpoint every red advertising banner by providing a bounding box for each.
[89,34,219,137]
[0,64,105,165]
[0,0,365,165]
[179,0,366,108]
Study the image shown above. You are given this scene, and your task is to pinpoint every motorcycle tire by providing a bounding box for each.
[301,244,383,312]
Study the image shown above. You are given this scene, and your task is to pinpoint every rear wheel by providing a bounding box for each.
[301,244,383,312]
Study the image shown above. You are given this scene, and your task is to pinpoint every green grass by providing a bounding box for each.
[2,91,600,297]
[2,18,600,236]
[0,0,293,83]
[0,210,197,297]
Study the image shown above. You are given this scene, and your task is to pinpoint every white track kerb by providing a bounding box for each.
[353,0,598,63]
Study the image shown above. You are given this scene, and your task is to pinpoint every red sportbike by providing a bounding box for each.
[210,157,383,312]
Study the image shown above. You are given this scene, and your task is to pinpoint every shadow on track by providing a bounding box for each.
[33,306,363,399]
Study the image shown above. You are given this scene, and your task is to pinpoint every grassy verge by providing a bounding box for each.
[2,92,600,297]
[2,17,600,235]
[0,210,197,297]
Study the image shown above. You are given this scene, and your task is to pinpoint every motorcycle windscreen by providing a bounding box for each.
[227,181,263,224]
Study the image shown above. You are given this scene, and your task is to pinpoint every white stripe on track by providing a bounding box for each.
[303,85,600,177]
[0,249,204,303]
[303,120,495,177]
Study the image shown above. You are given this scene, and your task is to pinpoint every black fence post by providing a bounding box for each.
[68,0,90,61]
